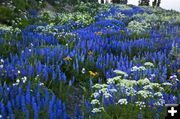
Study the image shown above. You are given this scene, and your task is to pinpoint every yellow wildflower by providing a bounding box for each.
[95,31,103,36]
[63,56,72,61]
[89,71,98,77]
[88,50,93,55]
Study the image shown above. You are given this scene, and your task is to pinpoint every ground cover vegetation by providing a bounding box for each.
[0,0,180,119]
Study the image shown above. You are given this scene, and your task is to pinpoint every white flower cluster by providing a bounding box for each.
[113,70,128,77]
[137,78,150,86]
[90,62,176,113]
[117,99,128,105]
[127,20,151,34]
[135,101,146,109]
[0,59,4,69]
[1,0,16,10]
[137,90,153,98]
[91,99,100,105]
[131,66,146,72]
[132,13,159,23]
[57,12,94,25]
[153,98,165,106]
[125,87,137,96]
[35,24,57,34]
[114,13,128,20]
[169,75,179,84]
[144,62,154,67]
[0,24,21,33]
[92,107,104,113]
[13,76,27,86]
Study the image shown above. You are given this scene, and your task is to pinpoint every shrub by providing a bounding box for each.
[0,6,14,24]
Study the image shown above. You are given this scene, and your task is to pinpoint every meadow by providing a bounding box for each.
[0,1,180,119]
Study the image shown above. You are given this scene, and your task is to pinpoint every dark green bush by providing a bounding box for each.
[13,0,29,10]
[0,6,14,24]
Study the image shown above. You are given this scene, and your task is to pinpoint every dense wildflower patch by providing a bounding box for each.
[0,2,180,119]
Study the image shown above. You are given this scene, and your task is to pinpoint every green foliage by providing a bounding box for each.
[13,0,29,10]
[100,104,166,119]
[57,12,94,26]
[0,6,14,24]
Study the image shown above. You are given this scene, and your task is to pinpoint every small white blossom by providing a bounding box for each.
[103,92,112,98]
[16,79,20,83]
[39,82,44,86]
[0,65,3,68]
[107,78,116,84]
[18,70,21,74]
[137,78,150,86]
[144,62,154,67]
[92,107,104,113]
[113,70,128,77]
[154,92,163,97]
[81,68,86,74]
[162,82,172,86]
[93,92,100,98]
[135,101,146,108]
[91,99,100,105]
[118,99,128,105]
[0,59,4,63]
[108,88,117,93]
[137,90,153,98]
[131,66,139,72]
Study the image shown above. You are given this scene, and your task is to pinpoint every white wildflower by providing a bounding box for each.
[131,66,139,72]
[0,59,4,63]
[143,84,153,90]
[16,79,20,83]
[137,90,153,98]
[39,82,44,86]
[93,92,100,98]
[92,107,104,113]
[103,92,112,99]
[91,99,100,105]
[0,65,3,69]
[117,99,128,105]
[13,83,18,86]
[144,62,154,67]
[154,92,163,97]
[135,101,146,108]
[113,70,128,77]
[108,88,117,93]
[139,66,146,71]
[107,78,115,84]
[81,68,86,74]
[137,78,150,86]
[92,84,103,89]
[162,82,172,86]
[17,70,21,74]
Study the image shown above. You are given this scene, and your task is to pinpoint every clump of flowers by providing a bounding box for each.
[127,20,150,34]
[89,71,98,77]
[63,56,73,61]
[91,62,175,113]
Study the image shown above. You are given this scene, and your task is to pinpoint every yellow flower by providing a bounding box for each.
[88,50,93,55]
[95,31,103,36]
[177,69,180,73]
[89,71,98,77]
[63,56,72,61]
